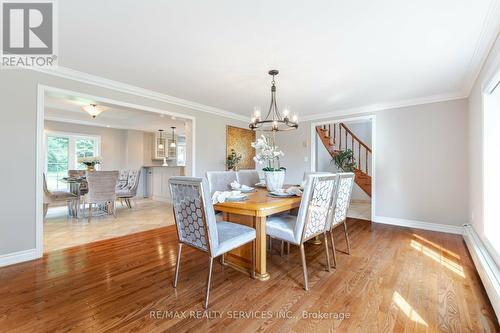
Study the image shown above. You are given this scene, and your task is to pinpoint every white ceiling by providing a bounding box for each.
[55,0,499,120]
[44,93,188,134]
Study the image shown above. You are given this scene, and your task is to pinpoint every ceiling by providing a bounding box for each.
[44,93,188,134]
[55,0,499,120]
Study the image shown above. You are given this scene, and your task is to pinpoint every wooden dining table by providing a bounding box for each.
[214,187,302,281]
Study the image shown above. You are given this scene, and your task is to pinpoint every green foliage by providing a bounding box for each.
[226,149,242,170]
[331,149,357,172]
[47,136,69,172]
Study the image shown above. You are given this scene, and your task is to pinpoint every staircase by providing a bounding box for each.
[316,123,372,196]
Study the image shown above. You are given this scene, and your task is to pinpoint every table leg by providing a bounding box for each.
[254,215,270,281]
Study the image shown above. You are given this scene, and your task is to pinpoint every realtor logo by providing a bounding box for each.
[1,0,57,67]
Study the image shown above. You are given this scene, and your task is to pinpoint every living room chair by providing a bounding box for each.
[85,171,119,222]
[206,171,237,192]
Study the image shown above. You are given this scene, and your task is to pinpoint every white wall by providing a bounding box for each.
[276,98,469,227]
[0,69,248,257]
[468,35,500,266]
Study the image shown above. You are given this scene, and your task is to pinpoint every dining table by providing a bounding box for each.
[214,187,302,281]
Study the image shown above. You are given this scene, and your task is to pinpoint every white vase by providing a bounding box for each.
[264,170,286,192]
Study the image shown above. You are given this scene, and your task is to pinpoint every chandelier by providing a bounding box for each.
[249,70,298,132]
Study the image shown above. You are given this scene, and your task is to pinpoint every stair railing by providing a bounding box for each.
[319,123,372,176]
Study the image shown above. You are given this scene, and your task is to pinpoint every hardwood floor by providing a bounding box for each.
[0,219,498,332]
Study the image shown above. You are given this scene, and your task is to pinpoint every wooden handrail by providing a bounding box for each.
[339,123,372,153]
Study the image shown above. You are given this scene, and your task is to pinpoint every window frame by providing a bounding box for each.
[44,131,101,184]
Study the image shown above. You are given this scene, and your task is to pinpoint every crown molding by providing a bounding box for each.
[461,0,500,96]
[299,91,467,122]
[31,66,249,123]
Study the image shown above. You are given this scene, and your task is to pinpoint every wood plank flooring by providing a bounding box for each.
[0,219,498,332]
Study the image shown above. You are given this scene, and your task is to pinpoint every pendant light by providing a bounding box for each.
[170,127,177,148]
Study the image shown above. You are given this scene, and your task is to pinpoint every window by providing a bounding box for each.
[45,132,100,191]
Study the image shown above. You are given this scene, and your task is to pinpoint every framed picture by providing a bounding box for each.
[226,125,256,170]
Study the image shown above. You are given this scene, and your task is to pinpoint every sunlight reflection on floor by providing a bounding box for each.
[393,291,428,327]
[410,239,465,278]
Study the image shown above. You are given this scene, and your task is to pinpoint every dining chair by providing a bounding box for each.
[206,171,237,192]
[327,172,355,268]
[266,173,339,290]
[236,170,260,187]
[68,169,88,195]
[169,176,256,309]
[43,173,77,218]
[303,171,333,181]
[116,169,141,208]
[85,171,119,222]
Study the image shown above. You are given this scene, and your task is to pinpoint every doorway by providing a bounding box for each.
[310,115,375,221]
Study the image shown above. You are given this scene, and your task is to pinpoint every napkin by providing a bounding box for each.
[230,181,253,191]
[212,191,232,204]
[286,186,303,197]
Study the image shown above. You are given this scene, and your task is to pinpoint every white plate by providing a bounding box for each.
[255,182,266,188]
[269,191,294,197]
[240,187,255,193]
[225,194,248,201]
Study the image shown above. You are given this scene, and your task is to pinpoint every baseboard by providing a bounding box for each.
[0,248,38,267]
[463,224,500,320]
[372,215,463,234]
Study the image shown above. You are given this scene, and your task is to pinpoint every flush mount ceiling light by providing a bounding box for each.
[170,127,177,148]
[82,103,107,118]
[249,70,298,132]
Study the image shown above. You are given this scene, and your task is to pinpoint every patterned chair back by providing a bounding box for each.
[117,170,130,189]
[86,171,119,204]
[236,170,260,187]
[169,177,219,255]
[206,171,237,192]
[302,171,333,181]
[295,174,339,243]
[329,172,355,229]
[126,169,141,193]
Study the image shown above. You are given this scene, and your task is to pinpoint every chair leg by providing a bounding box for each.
[120,198,124,207]
[343,221,351,254]
[299,244,309,291]
[251,240,256,279]
[287,242,290,255]
[88,203,92,223]
[204,257,214,309]
[280,240,285,257]
[112,201,117,218]
[173,243,182,288]
[220,254,225,271]
[330,230,337,268]
[323,232,331,272]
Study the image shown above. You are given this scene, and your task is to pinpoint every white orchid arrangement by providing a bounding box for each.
[251,135,285,171]
[77,156,102,166]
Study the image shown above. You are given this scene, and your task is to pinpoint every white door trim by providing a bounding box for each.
[309,114,376,220]
[36,84,197,258]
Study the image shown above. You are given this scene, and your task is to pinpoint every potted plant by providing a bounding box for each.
[251,135,286,191]
[331,149,356,172]
[78,156,102,172]
[226,149,242,171]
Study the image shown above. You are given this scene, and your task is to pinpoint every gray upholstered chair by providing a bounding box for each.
[85,171,119,222]
[116,169,129,190]
[43,173,77,218]
[169,176,256,309]
[116,169,141,208]
[206,171,237,192]
[266,173,339,290]
[236,170,260,187]
[327,172,355,267]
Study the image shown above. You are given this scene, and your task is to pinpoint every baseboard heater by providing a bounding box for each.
[463,224,500,320]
